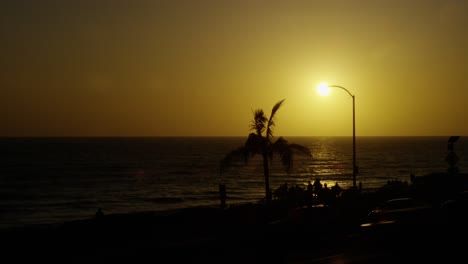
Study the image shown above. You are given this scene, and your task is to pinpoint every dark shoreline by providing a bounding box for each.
[0,198,366,263]
[3,174,468,263]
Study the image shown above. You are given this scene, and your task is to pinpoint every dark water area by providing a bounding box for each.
[0,136,465,229]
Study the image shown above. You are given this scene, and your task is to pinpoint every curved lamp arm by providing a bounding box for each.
[328,85,354,98]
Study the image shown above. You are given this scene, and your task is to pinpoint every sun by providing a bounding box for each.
[317,82,331,96]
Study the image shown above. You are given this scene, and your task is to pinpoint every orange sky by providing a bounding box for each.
[1,0,467,137]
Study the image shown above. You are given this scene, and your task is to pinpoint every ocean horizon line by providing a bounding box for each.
[0,135,463,139]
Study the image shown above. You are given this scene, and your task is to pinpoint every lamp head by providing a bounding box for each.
[317,82,331,96]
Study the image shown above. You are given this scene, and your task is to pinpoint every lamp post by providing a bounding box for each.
[318,83,357,190]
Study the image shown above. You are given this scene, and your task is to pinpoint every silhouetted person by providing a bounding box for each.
[313,178,322,192]
[95,208,104,218]
[307,181,313,193]
[306,180,314,204]
[274,183,289,200]
[313,178,323,199]
[331,182,342,197]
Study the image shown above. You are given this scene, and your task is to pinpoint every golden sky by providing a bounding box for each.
[1,0,467,137]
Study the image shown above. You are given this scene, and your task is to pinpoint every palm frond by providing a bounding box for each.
[271,99,285,117]
[219,146,246,176]
[288,143,313,158]
[271,137,292,172]
[281,151,293,173]
[244,133,265,157]
[266,99,285,141]
[219,146,252,175]
[271,137,312,173]
[220,133,265,176]
[271,136,289,153]
[250,109,268,136]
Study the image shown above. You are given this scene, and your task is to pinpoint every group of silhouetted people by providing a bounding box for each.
[273,178,343,205]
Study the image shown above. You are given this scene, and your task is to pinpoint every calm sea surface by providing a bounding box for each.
[0,136,466,229]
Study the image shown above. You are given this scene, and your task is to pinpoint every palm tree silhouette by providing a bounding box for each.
[220,99,312,203]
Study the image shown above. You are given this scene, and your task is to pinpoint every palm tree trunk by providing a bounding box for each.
[262,152,271,203]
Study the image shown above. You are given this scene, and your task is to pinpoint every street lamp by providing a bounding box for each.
[317,82,357,190]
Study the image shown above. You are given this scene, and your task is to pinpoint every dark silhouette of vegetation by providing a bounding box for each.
[220,99,312,203]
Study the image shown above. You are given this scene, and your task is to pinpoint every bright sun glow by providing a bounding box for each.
[317,82,331,96]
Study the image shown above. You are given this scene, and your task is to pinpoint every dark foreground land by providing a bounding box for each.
[2,182,468,264]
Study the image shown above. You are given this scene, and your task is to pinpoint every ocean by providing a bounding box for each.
[0,136,465,229]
